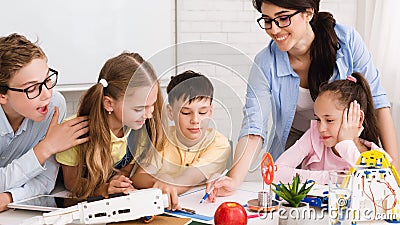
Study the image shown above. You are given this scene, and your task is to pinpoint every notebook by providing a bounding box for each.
[165,187,258,224]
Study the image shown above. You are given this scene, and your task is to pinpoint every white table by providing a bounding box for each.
[0,182,392,225]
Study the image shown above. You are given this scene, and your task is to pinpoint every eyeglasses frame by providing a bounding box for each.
[1,68,58,99]
[257,10,303,30]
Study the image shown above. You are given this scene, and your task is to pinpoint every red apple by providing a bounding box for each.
[214,202,247,225]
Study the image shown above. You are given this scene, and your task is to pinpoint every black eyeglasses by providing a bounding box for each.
[1,68,58,99]
[257,10,302,30]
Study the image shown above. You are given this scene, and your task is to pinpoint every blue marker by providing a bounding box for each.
[200,169,229,204]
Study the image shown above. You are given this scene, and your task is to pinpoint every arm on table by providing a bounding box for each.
[207,135,263,201]
[63,164,134,197]
[1,156,59,212]
[132,165,204,210]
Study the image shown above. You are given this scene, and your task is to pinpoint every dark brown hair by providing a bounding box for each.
[166,70,214,106]
[252,0,339,100]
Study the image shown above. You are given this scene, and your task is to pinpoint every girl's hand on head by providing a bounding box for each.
[338,100,363,142]
[108,175,135,194]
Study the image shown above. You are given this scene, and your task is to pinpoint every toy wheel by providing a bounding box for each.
[261,152,275,185]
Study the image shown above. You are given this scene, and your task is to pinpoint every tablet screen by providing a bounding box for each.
[8,195,82,211]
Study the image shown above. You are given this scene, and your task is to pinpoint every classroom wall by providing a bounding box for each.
[62,0,358,149]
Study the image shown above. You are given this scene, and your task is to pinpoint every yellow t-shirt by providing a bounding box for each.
[148,127,231,179]
[56,116,132,166]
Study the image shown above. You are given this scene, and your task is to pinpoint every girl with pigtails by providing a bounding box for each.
[56,52,166,199]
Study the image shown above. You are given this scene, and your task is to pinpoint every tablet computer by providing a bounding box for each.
[8,195,82,212]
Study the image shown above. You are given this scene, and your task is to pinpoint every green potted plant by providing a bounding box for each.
[272,173,315,225]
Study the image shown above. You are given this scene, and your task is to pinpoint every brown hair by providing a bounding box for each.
[252,0,339,100]
[72,52,166,199]
[318,72,380,145]
[0,33,46,93]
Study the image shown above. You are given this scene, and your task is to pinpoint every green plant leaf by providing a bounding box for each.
[286,198,299,207]
[293,194,307,203]
[278,182,293,199]
[298,179,308,194]
[291,174,300,193]
[299,182,315,194]
[273,174,315,208]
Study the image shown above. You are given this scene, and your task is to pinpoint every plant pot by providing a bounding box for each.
[279,202,309,225]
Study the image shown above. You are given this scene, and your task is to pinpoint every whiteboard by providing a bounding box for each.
[1,0,173,86]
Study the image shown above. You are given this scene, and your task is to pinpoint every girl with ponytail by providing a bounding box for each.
[56,52,166,199]
[274,72,388,184]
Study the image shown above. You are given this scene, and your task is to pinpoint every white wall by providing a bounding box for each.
[62,0,359,146]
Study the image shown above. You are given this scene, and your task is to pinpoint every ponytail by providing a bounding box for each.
[350,72,380,145]
[73,83,113,199]
[309,11,339,100]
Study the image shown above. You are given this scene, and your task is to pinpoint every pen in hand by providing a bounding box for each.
[199,169,229,204]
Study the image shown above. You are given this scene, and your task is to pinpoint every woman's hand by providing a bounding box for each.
[206,175,238,202]
[338,100,364,142]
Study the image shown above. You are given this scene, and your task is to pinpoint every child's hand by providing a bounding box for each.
[337,100,363,142]
[153,174,181,210]
[0,192,12,212]
[35,107,90,163]
[108,175,135,194]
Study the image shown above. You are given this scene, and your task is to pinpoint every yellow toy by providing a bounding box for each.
[349,149,400,221]
[356,149,400,185]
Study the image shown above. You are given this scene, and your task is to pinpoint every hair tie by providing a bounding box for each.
[98,78,108,88]
[346,75,357,83]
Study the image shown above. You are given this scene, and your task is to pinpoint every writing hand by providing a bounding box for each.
[206,175,237,202]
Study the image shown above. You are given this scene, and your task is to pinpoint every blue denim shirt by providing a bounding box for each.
[0,91,66,201]
[239,24,390,160]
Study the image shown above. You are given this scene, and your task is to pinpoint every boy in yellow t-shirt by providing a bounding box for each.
[132,70,230,210]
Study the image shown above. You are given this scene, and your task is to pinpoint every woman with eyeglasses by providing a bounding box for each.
[206,0,399,200]
[0,33,89,212]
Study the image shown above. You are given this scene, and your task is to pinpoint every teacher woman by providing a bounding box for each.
[208,0,399,198]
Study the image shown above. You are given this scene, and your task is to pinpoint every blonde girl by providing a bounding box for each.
[56,52,166,199]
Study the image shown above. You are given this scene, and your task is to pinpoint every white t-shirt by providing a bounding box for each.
[292,87,314,132]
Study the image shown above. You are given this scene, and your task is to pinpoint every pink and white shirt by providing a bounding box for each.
[274,120,381,184]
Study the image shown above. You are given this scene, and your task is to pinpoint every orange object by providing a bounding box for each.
[261,152,276,185]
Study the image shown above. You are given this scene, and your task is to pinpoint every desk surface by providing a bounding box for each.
[0,182,392,225]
